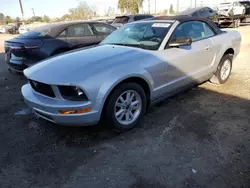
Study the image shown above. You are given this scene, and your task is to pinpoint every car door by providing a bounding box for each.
[90,23,116,41]
[66,23,99,48]
[157,21,217,93]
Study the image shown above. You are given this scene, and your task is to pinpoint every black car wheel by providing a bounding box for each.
[104,82,146,132]
[210,54,233,85]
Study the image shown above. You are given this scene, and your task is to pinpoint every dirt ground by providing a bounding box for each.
[0,26,250,188]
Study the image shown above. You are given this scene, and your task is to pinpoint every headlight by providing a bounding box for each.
[58,86,88,101]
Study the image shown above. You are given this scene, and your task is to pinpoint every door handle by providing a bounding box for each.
[205,45,212,51]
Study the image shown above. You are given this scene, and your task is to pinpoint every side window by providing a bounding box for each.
[147,15,154,18]
[58,30,66,38]
[67,24,93,37]
[134,15,146,21]
[92,23,114,35]
[192,11,199,17]
[171,21,215,42]
[204,23,215,38]
[199,8,208,17]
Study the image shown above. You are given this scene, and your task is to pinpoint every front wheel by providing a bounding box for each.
[210,54,233,85]
[104,83,146,132]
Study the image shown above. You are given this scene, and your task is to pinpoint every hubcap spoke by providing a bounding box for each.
[116,109,125,117]
[119,96,125,103]
[130,93,135,101]
[116,102,124,108]
[125,112,130,121]
[126,92,131,102]
[128,110,134,119]
[131,100,140,106]
[118,111,126,120]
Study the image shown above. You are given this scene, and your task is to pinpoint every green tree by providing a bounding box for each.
[68,2,95,20]
[43,15,50,23]
[118,0,142,13]
[60,14,71,21]
[169,4,175,14]
[4,16,12,24]
[0,13,4,24]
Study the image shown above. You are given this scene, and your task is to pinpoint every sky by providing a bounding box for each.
[0,0,223,18]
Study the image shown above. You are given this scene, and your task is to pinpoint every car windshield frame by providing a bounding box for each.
[101,21,173,51]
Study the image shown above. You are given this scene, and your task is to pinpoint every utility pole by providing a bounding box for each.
[148,0,150,13]
[32,8,35,17]
[195,0,197,7]
[155,0,156,13]
[18,0,24,21]
[190,0,193,8]
[177,0,179,13]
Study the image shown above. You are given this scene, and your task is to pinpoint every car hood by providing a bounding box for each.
[24,44,151,85]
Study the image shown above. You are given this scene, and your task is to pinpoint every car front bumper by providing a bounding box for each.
[21,84,101,126]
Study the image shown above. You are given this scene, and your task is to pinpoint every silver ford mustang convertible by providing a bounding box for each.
[22,16,241,131]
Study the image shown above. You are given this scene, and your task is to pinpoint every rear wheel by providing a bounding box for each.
[210,54,233,85]
[104,83,146,132]
[232,19,240,28]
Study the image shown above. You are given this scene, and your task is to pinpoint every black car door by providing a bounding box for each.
[90,23,116,41]
[66,23,99,48]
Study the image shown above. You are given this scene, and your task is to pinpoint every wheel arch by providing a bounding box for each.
[99,76,152,119]
[223,48,235,57]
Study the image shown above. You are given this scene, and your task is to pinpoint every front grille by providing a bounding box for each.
[29,80,55,98]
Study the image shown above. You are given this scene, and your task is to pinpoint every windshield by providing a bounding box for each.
[19,26,51,38]
[113,16,129,24]
[101,22,172,50]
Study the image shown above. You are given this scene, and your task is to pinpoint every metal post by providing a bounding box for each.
[195,0,197,7]
[148,0,150,13]
[190,0,193,8]
[177,0,179,13]
[32,8,35,17]
[155,0,156,13]
[18,0,24,21]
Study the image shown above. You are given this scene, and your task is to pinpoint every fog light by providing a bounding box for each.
[59,108,92,115]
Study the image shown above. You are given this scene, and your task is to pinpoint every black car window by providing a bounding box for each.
[67,24,93,37]
[147,15,154,18]
[58,30,67,38]
[92,23,115,35]
[134,15,147,21]
[171,21,215,42]
[113,16,130,23]
[199,8,209,17]
[192,11,199,17]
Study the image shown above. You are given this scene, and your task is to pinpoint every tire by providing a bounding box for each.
[232,19,240,28]
[210,54,233,85]
[104,82,147,132]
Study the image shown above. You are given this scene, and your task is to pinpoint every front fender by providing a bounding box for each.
[95,70,154,114]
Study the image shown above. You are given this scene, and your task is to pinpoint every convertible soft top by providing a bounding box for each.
[153,16,223,35]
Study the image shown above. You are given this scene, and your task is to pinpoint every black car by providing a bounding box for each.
[111,14,154,28]
[177,7,218,23]
[5,21,116,72]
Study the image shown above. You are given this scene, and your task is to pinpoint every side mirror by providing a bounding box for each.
[168,37,192,47]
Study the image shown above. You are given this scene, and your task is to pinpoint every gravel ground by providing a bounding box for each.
[0,26,250,188]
